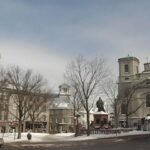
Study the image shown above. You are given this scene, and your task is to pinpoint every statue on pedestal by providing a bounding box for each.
[96,97,105,112]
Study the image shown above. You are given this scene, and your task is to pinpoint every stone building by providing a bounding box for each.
[0,83,73,134]
[49,84,74,133]
[0,88,11,133]
[0,88,51,133]
[118,56,150,127]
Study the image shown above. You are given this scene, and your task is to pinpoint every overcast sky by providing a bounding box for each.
[0,0,150,91]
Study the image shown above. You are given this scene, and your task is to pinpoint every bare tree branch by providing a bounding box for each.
[65,55,109,136]
[6,65,48,139]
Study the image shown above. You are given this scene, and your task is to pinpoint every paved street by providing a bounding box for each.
[1,136,150,150]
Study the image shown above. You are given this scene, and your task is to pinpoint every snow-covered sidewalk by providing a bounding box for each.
[1,130,150,143]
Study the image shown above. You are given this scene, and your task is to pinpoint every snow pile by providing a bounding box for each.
[0,132,49,143]
[1,130,150,143]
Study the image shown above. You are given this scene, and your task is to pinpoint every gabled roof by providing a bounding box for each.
[59,83,70,88]
[50,95,73,109]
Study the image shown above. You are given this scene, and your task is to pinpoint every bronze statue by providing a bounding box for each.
[96,97,105,112]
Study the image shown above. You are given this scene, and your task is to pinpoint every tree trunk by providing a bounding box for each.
[126,115,129,128]
[114,115,118,128]
[32,121,35,132]
[114,106,118,128]
[17,120,22,139]
[86,110,90,136]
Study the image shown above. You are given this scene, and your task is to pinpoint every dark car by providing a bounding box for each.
[0,138,4,148]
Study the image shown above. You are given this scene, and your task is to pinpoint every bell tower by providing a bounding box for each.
[118,56,140,97]
[118,56,140,83]
[58,83,70,96]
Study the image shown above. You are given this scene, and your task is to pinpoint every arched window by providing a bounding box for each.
[146,94,150,107]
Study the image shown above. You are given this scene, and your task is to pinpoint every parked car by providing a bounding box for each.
[0,138,4,148]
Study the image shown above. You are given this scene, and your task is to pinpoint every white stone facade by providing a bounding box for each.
[118,56,150,128]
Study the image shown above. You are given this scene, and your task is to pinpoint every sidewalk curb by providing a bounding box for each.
[9,133,150,145]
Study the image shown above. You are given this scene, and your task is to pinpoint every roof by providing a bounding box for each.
[94,111,108,115]
[59,83,70,89]
[50,95,73,109]
[118,56,139,63]
[145,116,150,120]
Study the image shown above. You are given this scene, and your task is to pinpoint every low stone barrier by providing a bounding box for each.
[81,128,133,135]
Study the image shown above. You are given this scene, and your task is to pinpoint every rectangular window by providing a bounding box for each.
[121,103,127,114]
[4,111,7,120]
[146,94,150,107]
[0,112,2,120]
[63,88,68,93]
[50,110,54,115]
[136,66,139,74]
[63,118,69,123]
[3,103,8,111]
[125,77,129,80]
[124,64,129,73]
[13,103,17,110]
[56,118,58,123]
[49,118,52,123]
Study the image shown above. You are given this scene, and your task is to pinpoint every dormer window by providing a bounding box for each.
[124,64,129,73]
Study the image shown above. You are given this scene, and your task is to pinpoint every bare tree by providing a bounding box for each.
[65,56,108,136]
[102,77,119,128]
[119,82,145,128]
[0,68,8,89]
[69,83,83,117]
[27,92,52,132]
[6,66,47,139]
[0,68,9,125]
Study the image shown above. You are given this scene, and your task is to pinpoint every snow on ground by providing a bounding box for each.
[1,130,150,143]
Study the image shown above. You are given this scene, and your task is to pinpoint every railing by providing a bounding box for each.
[81,128,133,135]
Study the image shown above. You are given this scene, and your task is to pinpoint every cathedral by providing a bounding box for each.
[118,56,150,128]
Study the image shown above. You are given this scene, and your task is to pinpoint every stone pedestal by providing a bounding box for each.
[93,111,108,128]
